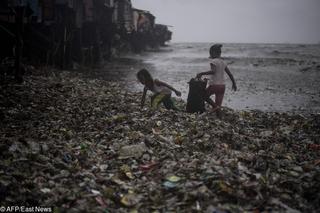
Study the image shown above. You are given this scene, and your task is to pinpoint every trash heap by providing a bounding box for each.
[0,70,319,212]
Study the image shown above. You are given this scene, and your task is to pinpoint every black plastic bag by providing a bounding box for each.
[186,78,207,113]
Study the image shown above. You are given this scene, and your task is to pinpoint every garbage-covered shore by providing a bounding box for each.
[0,70,319,212]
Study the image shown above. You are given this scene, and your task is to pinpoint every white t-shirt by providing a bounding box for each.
[208,58,227,85]
[152,79,172,95]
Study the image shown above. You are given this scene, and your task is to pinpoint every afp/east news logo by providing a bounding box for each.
[1,206,52,212]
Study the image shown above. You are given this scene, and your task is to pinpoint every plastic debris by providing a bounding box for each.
[139,162,159,172]
[166,175,181,183]
[118,143,148,159]
[120,192,141,207]
[1,70,319,212]
[163,181,178,189]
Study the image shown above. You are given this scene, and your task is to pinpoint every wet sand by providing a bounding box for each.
[88,43,320,114]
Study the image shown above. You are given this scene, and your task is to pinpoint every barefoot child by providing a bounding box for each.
[137,69,181,110]
[196,44,237,112]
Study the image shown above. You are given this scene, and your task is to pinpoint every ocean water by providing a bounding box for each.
[99,43,320,113]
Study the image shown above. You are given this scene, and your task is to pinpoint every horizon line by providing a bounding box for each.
[169,41,319,45]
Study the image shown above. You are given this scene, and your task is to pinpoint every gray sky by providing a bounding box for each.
[132,0,320,44]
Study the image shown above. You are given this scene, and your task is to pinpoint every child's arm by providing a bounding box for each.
[155,79,181,96]
[197,63,216,78]
[225,66,237,91]
[140,87,148,108]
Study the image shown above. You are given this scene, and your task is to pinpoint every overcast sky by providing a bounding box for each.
[132,0,320,44]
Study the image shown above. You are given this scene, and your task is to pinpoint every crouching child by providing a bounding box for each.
[137,69,181,110]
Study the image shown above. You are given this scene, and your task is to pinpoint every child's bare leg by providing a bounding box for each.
[205,96,220,113]
[213,91,225,114]
[205,85,225,115]
[205,86,218,110]
[205,96,217,108]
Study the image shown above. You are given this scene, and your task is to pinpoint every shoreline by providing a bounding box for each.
[73,43,320,115]
[0,69,319,212]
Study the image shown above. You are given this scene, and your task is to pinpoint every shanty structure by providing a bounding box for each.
[0,0,172,82]
[113,0,133,32]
